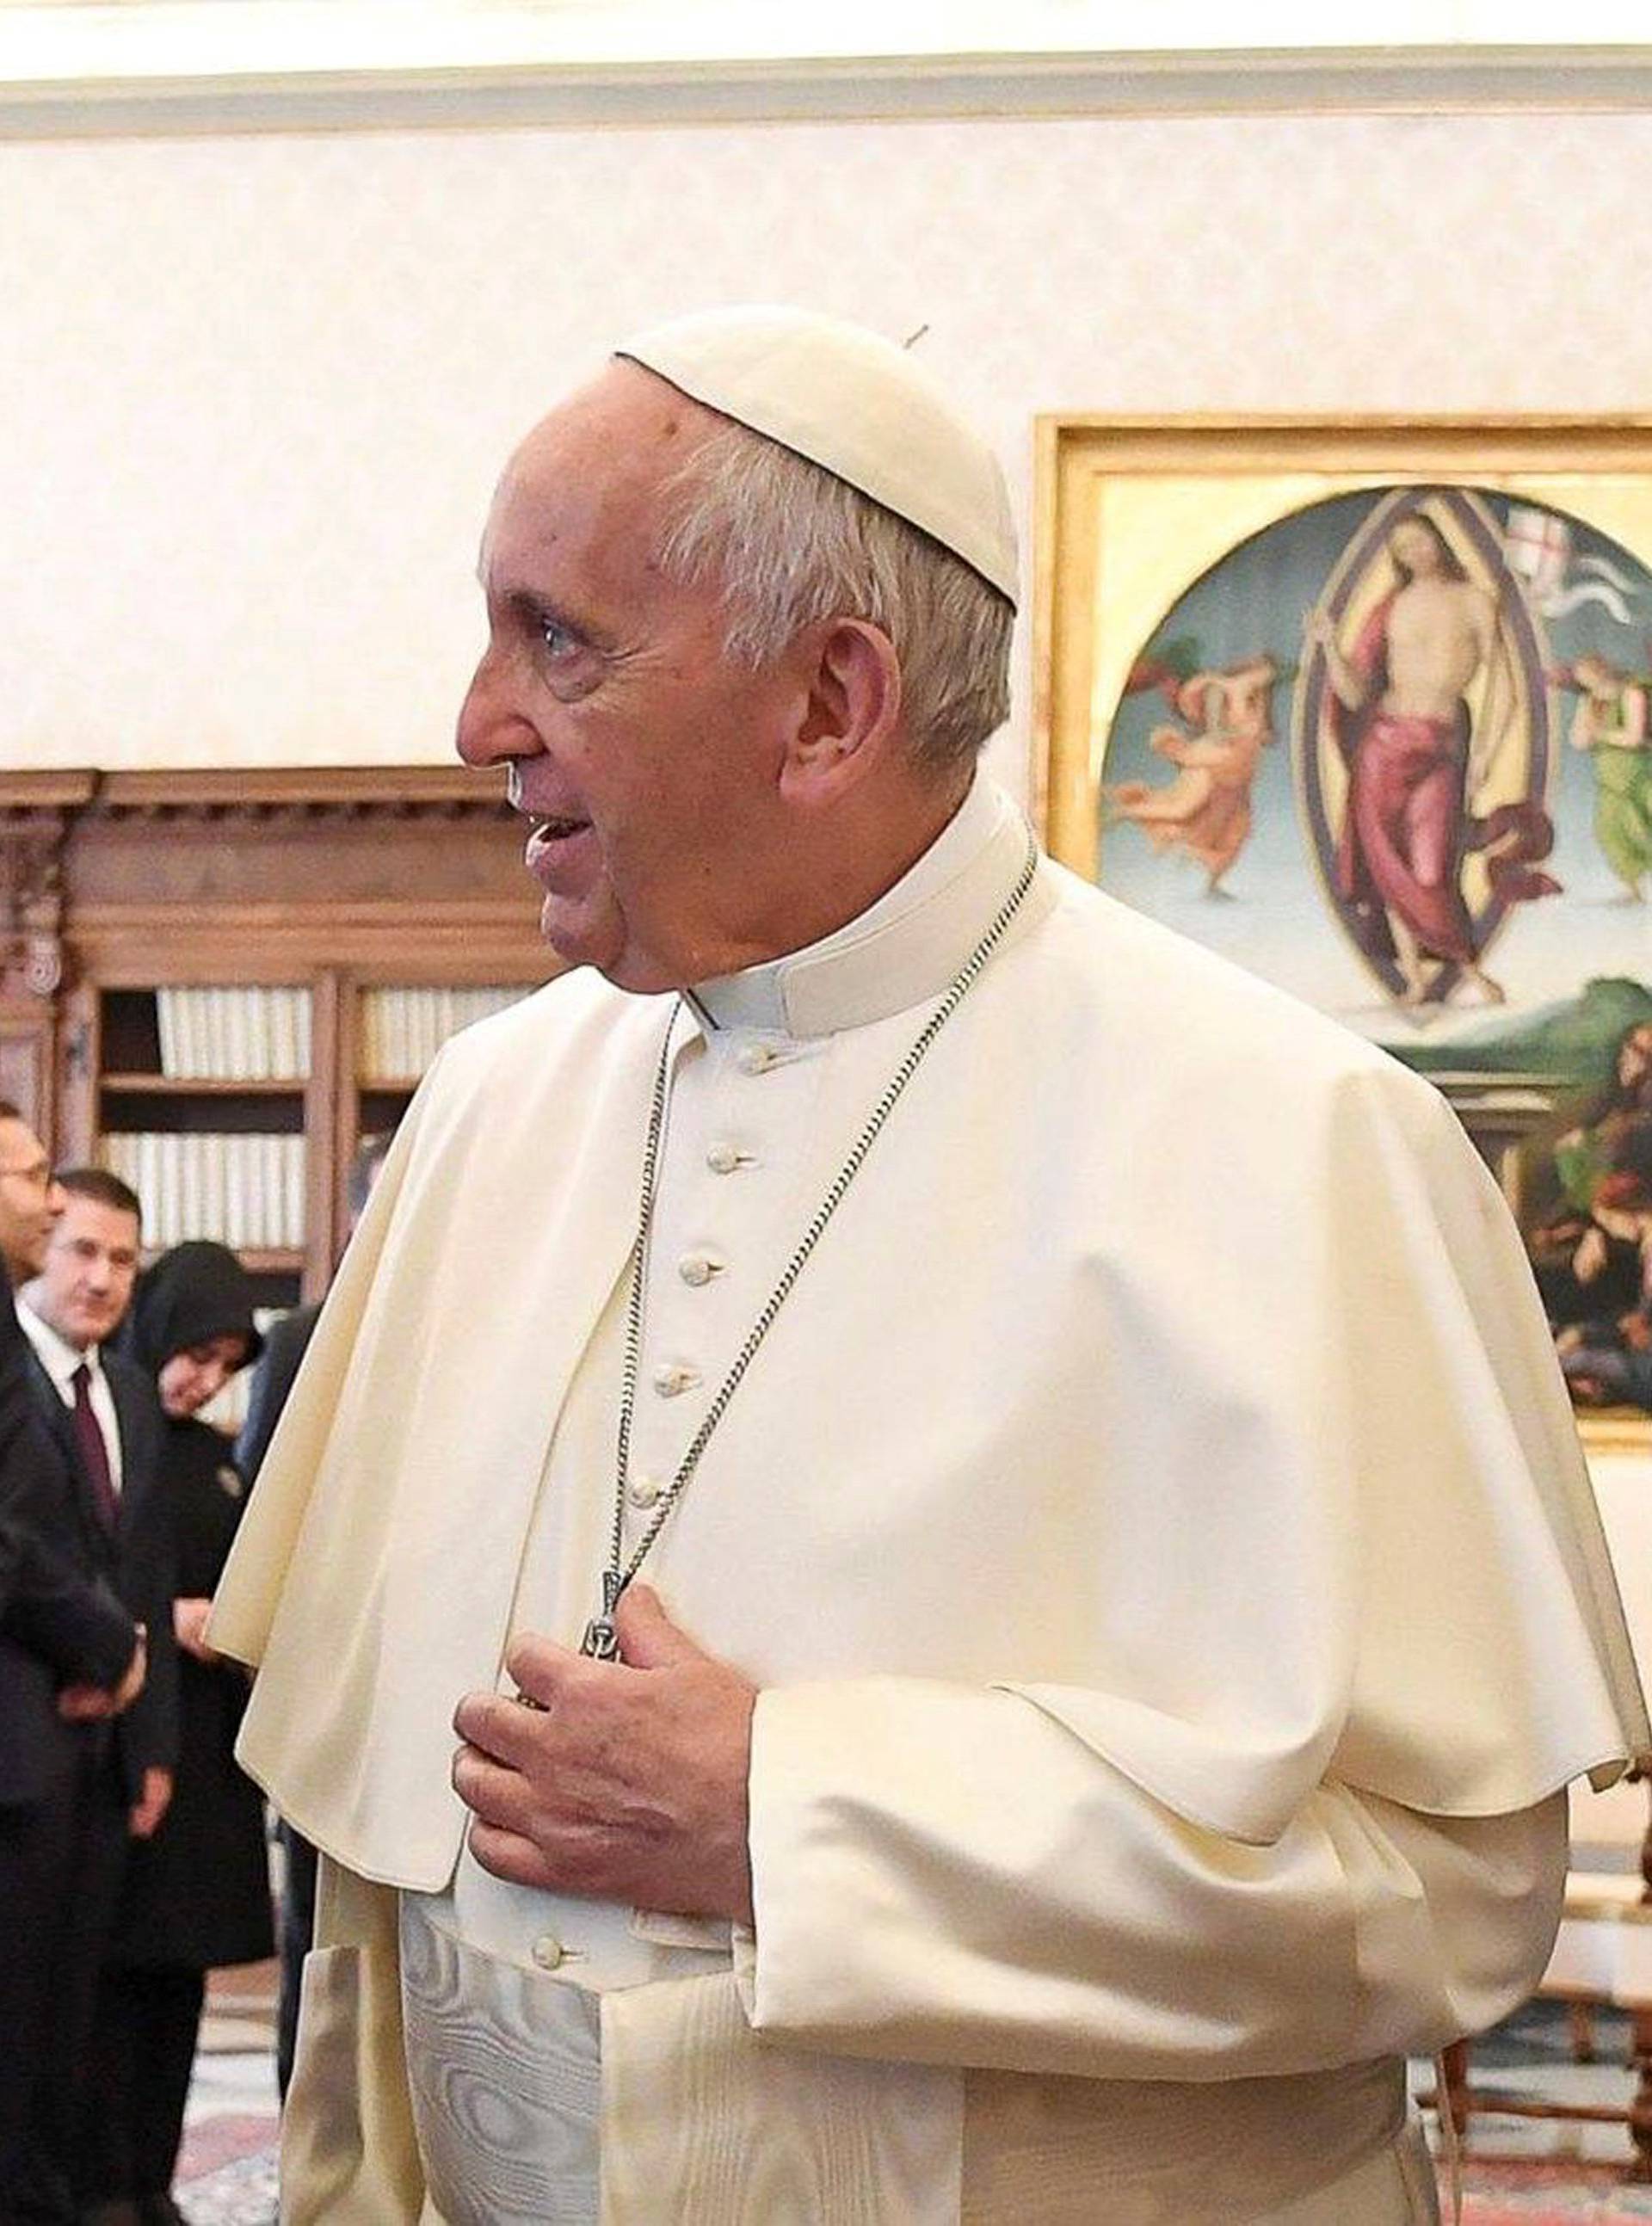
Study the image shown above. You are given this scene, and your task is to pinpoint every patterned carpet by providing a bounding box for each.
[176,2141,279,2226]
[174,1976,280,2226]
[1457,2163,1652,2223]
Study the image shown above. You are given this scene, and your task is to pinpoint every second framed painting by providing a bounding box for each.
[1034,416,1652,1447]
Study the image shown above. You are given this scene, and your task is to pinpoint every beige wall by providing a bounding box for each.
[9,100,1649,1523]
[6,105,1652,799]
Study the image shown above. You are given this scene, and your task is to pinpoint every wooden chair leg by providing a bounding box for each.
[1569,2000,1598,2063]
[1629,2009,1652,2180]
[1441,2036,1472,2138]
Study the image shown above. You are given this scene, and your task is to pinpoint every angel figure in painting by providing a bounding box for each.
[1101,655,1278,896]
[1307,511,1557,1008]
[1569,653,1652,903]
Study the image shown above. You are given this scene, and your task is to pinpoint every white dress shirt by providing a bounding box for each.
[18,1299,124,1494]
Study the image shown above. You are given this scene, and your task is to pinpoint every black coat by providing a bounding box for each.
[0,1291,138,1810]
[23,1341,178,1807]
[111,1415,274,1970]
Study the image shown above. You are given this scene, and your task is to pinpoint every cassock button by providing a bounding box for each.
[651,1363,700,1397]
[706,1142,743,1175]
[531,1934,564,1971]
[678,1253,722,1288]
[628,1476,663,1509]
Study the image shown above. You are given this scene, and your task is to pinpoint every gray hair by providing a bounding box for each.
[656,420,1013,776]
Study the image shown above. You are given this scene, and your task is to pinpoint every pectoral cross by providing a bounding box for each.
[580,1569,626,1661]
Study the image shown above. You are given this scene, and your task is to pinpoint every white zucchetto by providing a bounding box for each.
[615,305,1019,607]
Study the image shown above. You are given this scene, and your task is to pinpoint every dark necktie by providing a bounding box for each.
[70,1362,119,1531]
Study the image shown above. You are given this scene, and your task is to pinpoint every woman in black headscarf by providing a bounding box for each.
[84,1242,273,2226]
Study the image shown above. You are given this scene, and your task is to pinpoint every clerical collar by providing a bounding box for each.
[686,778,1034,1039]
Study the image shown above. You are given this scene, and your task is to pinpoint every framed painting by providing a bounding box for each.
[1034,417,1652,1449]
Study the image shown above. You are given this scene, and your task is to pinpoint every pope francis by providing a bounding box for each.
[212,307,1650,2226]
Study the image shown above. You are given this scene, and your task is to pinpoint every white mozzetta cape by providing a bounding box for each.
[213,840,1647,2215]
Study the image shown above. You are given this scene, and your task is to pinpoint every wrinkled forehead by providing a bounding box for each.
[482,361,721,577]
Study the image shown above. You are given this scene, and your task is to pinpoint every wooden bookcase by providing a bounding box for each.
[0,767,553,1304]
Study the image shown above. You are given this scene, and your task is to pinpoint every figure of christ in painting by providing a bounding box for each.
[1570,654,1652,902]
[1101,656,1277,896]
[1308,513,1556,1008]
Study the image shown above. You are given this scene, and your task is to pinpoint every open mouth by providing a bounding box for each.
[525,815,595,882]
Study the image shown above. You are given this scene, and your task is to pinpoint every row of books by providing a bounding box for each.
[99,1131,306,1250]
[157,987,312,1081]
[357,985,528,1082]
[144,984,531,1086]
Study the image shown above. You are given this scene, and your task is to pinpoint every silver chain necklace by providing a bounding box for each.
[577,829,1040,1660]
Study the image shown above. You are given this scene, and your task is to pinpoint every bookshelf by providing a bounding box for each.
[0,767,553,1304]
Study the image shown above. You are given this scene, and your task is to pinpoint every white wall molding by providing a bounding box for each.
[3,45,1652,140]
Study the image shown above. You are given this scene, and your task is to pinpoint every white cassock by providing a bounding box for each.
[211,777,1649,2225]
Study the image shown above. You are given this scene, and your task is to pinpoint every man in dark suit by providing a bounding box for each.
[235,1129,391,2100]
[16,1168,175,2226]
[0,1109,146,2226]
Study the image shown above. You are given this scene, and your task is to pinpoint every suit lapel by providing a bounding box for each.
[26,1351,75,1459]
[23,1348,113,1553]
[103,1362,145,1548]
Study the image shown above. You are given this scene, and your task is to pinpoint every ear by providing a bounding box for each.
[778,620,903,804]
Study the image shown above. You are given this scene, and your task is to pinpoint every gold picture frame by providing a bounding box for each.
[1034,416,1652,1451]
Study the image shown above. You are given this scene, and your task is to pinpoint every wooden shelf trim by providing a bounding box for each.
[0,768,557,1301]
[66,912,552,984]
[102,1073,310,1095]
[222,1248,303,1274]
[0,765,514,816]
[0,772,98,814]
[136,1245,304,1275]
